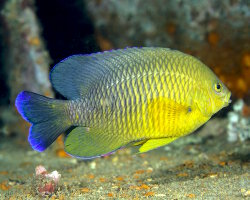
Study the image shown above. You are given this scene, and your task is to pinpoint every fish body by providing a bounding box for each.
[15,47,231,159]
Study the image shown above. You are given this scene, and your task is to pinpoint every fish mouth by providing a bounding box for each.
[224,92,232,106]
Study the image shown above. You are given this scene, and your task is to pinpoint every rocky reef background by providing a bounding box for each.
[0,0,249,198]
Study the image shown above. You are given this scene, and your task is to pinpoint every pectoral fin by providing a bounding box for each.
[139,137,178,153]
[148,97,191,134]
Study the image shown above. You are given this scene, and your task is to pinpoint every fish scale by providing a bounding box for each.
[92,65,180,138]
[85,51,196,138]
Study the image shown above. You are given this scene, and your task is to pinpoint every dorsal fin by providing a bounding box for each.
[50,54,109,99]
[50,47,168,99]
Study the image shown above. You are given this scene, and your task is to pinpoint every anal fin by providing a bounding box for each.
[65,127,126,159]
[139,137,177,153]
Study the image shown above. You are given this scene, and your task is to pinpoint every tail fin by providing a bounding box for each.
[15,91,71,152]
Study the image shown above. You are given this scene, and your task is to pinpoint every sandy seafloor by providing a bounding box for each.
[0,118,249,200]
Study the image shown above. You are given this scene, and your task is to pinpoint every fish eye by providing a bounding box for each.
[214,82,223,93]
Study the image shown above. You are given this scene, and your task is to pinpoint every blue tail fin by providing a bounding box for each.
[15,91,71,152]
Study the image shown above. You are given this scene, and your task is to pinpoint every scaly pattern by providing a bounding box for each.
[68,48,213,143]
